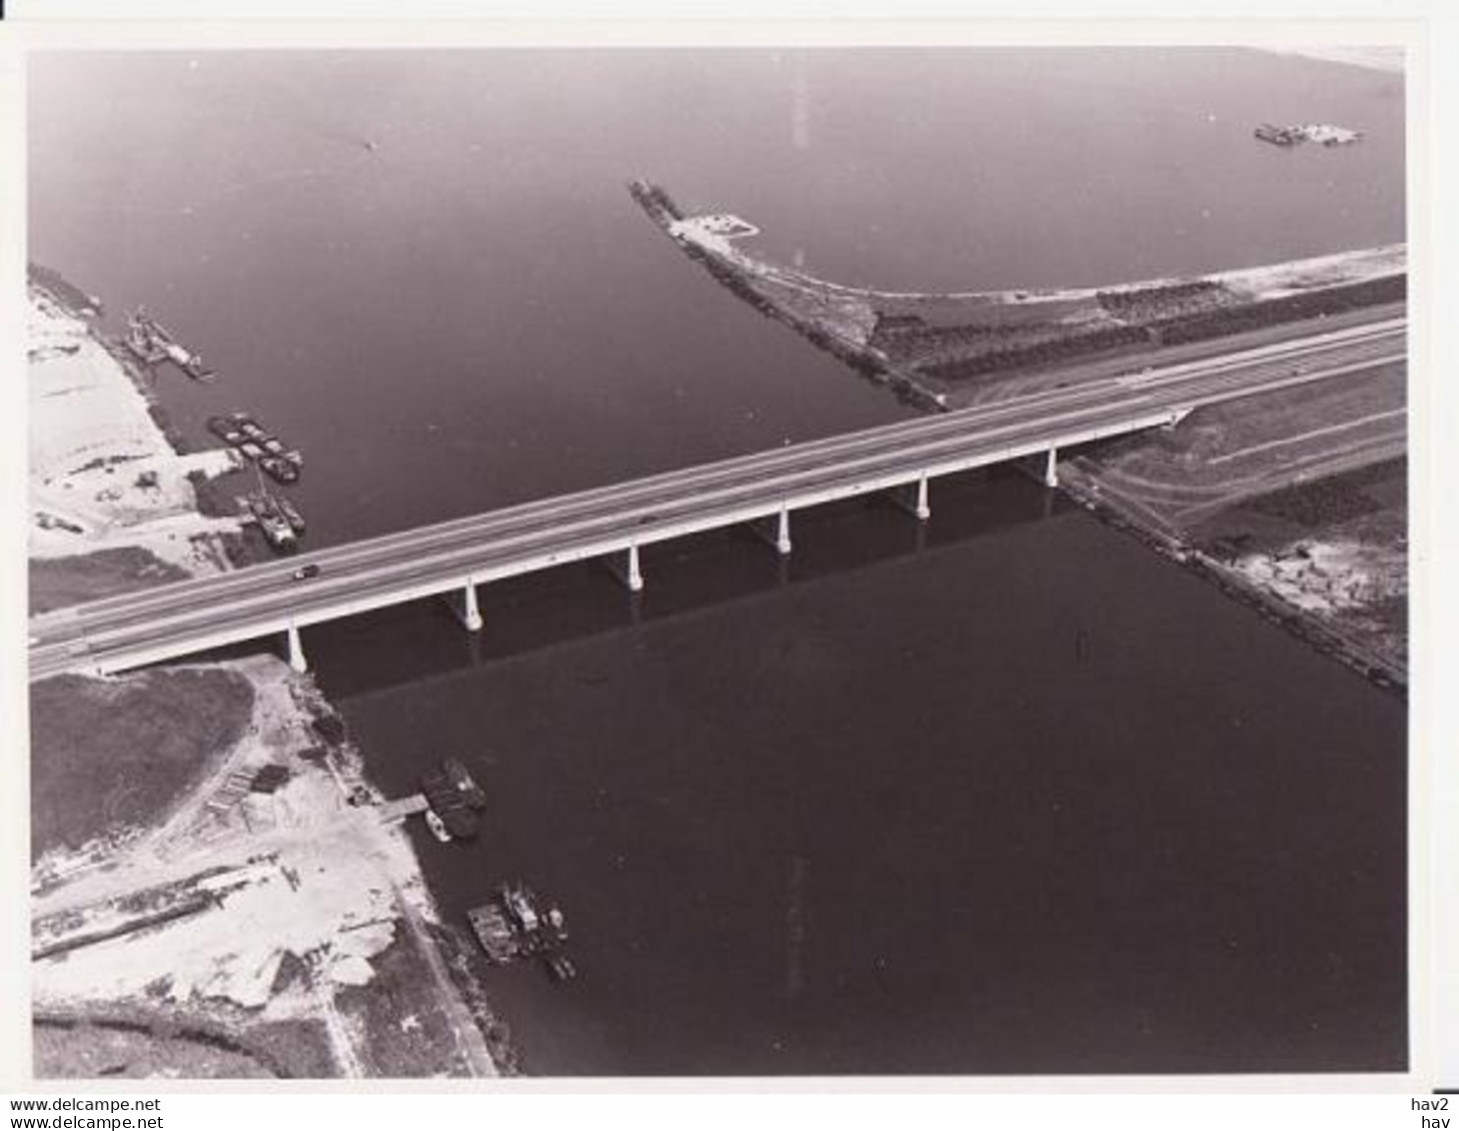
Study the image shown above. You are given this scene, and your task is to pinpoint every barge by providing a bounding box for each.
[277,496,306,534]
[467,883,575,980]
[209,412,304,484]
[421,770,481,840]
[125,308,215,380]
[443,757,487,810]
[238,491,298,554]
[1255,122,1363,147]
[467,901,517,964]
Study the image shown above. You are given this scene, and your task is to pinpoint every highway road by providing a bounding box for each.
[28,316,1406,681]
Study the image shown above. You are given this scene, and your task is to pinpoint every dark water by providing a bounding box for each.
[29,49,1406,1074]
[30,48,1404,546]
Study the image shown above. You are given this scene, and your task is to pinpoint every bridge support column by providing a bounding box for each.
[775,504,792,555]
[605,543,644,592]
[749,504,793,555]
[1043,447,1059,489]
[285,620,308,674]
[890,474,931,521]
[450,577,483,632]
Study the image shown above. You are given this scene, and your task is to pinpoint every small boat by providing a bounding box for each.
[544,953,577,983]
[206,416,235,440]
[424,809,453,843]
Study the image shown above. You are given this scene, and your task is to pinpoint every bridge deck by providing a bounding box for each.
[28,316,1405,681]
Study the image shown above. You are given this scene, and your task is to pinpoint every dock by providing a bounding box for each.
[378,793,430,824]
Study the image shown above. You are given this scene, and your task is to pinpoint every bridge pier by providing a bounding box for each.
[749,503,793,555]
[285,620,308,674]
[446,578,484,632]
[1043,447,1059,489]
[890,474,931,521]
[605,542,644,592]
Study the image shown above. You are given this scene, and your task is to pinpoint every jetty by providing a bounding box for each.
[378,793,430,824]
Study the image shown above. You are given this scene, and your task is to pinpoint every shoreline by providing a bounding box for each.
[630,183,1407,690]
[1058,461,1406,693]
[28,268,252,599]
[28,267,512,1079]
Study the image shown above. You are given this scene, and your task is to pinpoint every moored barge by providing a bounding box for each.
[125,308,216,380]
[467,883,575,980]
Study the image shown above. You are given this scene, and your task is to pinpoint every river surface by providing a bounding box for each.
[30,48,1407,1074]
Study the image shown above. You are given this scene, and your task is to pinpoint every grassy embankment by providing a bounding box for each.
[30,668,256,861]
[30,551,191,616]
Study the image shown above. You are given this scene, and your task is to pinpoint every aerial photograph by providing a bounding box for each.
[25,44,1407,1079]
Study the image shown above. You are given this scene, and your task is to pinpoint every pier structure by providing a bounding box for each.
[26,314,1404,681]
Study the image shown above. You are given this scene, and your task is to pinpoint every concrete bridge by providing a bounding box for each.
[27,316,1405,683]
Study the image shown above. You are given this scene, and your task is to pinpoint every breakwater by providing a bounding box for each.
[629,180,1405,408]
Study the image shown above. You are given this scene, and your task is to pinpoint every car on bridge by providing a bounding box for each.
[291,563,321,582]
